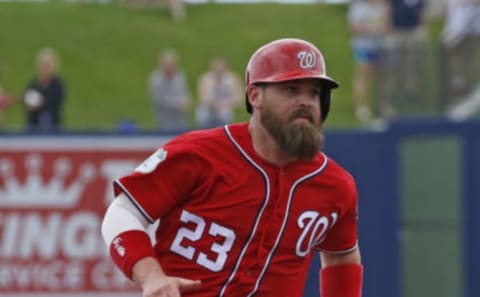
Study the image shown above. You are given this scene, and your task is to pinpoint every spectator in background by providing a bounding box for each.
[348,0,391,122]
[378,0,428,118]
[24,48,66,132]
[169,0,186,22]
[442,0,480,99]
[0,63,14,128]
[196,56,242,128]
[149,49,191,132]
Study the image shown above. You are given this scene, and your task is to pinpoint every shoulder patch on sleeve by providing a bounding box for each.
[135,148,168,174]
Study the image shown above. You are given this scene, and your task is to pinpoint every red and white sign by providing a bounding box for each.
[0,136,172,297]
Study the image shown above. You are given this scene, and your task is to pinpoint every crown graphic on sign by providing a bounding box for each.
[0,154,95,208]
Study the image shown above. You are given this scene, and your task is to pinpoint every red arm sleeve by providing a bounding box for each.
[320,264,363,297]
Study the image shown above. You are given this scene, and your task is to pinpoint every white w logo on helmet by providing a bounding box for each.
[297,51,316,69]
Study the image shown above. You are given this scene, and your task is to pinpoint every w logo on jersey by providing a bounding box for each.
[295,210,338,257]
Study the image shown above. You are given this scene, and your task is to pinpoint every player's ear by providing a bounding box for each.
[247,84,264,112]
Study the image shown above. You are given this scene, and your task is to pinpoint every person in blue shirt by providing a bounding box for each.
[376,0,428,119]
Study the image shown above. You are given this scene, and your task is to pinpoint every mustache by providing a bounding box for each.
[289,107,314,123]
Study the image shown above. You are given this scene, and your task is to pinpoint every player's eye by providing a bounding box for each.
[283,85,299,96]
[311,88,322,98]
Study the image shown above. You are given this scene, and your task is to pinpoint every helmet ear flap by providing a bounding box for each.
[320,88,331,121]
[245,92,252,114]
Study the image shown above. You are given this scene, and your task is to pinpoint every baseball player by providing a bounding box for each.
[101,38,363,297]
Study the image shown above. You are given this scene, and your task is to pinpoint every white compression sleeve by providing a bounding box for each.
[101,193,150,247]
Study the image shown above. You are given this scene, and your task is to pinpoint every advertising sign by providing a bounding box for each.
[0,136,171,297]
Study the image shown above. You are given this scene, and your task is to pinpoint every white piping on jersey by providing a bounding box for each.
[219,125,272,297]
[222,125,329,297]
[317,241,359,254]
[114,180,155,224]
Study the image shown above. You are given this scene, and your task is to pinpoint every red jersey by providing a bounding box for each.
[114,123,359,297]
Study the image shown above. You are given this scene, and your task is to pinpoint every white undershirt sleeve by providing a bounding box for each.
[101,193,150,247]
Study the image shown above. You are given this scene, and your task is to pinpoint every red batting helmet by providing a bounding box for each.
[245,38,339,121]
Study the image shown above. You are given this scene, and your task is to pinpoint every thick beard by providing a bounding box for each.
[261,105,324,161]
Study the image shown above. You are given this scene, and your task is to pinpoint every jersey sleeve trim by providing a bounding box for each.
[114,180,155,224]
[316,241,359,255]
